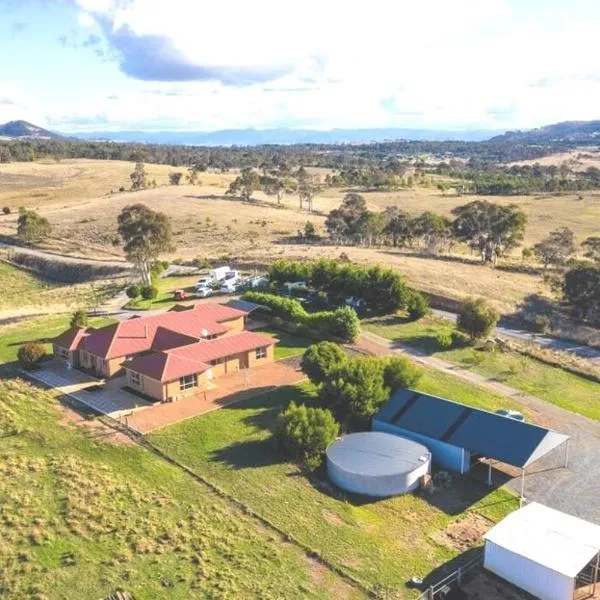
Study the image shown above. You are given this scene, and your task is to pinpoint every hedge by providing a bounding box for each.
[267,258,422,315]
[242,291,360,342]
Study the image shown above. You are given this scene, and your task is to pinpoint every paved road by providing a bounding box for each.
[432,308,600,363]
[359,330,600,524]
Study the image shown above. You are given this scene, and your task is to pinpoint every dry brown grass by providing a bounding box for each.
[507,146,600,172]
[2,158,598,313]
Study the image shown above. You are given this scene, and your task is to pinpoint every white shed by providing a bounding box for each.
[484,502,600,600]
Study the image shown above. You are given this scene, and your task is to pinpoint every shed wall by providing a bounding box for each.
[484,540,574,600]
[372,420,470,473]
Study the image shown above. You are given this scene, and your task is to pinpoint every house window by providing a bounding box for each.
[179,374,198,391]
[210,358,224,366]
[58,347,69,360]
[130,371,141,386]
[256,346,267,359]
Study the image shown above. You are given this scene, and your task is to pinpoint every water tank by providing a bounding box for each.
[326,432,431,497]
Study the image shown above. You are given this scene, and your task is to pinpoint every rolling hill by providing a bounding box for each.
[0,120,63,139]
[490,120,600,144]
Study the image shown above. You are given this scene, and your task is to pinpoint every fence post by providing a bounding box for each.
[428,586,434,600]
[457,566,462,584]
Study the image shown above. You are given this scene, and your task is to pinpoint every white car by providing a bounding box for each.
[196,276,213,288]
[219,282,238,294]
[196,286,213,298]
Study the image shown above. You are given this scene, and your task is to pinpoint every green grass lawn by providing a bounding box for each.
[150,384,519,595]
[0,261,121,311]
[255,326,314,360]
[364,314,600,421]
[124,275,204,310]
[0,314,115,364]
[0,377,355,599]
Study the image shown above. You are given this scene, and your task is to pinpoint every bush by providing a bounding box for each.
[321,306,360,342]
[533,314,552,334]
[17,210,52,243]
[310,291,329,311]
[301,342,348,385]
[406,291,429,320]
[2,206,10,215]
[383,357,423,391]
[126,284,141,299]
[70,310,88,328]
[276,402,339,470]
[436,331,453,349]
[457,297,499,340]
[18,343,46,369]
[321,356,390,428]
[140,285,158,300]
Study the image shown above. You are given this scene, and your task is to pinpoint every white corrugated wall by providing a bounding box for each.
[484,540,574,600]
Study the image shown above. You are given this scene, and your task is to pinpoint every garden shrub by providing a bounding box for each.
[457,297,499,340]
[301,342,348,385]
[406,291,430,321]
[18,343,46,369]
[275,402,339,470]
[126,284,141,299]
[70,310,88,328]
[383,356,423,391]
[141,285,158,300]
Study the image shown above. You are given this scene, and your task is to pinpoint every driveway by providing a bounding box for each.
[357,331,600,524]
[26,361,151,419]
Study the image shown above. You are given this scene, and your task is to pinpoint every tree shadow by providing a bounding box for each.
[209,438,286,470]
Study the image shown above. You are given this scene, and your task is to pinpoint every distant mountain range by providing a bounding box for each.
[1,119,600,146]
[68,127,499,144]
[0,120,62,139]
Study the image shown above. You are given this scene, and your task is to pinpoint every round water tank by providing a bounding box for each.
[326,432,431,497]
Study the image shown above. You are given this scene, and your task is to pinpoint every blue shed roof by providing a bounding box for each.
[374,390,569,469]
[225,299,269,314]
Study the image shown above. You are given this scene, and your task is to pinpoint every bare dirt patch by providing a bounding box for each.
[303,555,353,600]
[59,405,134,446]
[462,569,535,600]
[431,513,493,552]
[322,509,345,526]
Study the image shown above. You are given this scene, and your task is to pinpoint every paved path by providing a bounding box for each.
[26,363,150,421]
[357,330,600,523]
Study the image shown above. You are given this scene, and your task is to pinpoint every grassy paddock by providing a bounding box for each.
[124,275,201,310]
[255,325,314,360]
[0,377,350,599]
[364,315,600,421]
[150,383,518,594]
[0,313,115,364]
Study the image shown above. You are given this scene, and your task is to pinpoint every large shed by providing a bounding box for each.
[373,389,570,496]
[484,502,600,600]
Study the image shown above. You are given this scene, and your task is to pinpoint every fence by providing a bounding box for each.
[416,551,483,599]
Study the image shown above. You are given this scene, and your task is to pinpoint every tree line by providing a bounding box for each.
[325,194,527,264]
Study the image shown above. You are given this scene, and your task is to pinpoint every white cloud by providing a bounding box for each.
[21,0,600,131]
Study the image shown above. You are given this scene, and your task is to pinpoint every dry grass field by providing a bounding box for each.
[2,158,599,313]
[507,147,600,172]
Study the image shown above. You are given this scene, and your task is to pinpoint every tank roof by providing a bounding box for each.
[326,432,430,477]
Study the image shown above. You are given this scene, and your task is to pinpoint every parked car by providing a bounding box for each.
[495,409,525,421]
[196,286,213,298]
[196,276,214,289]
[219,281,238,294]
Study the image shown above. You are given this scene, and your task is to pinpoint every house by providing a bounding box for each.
[484,502,600,600]
[53,303,276,401]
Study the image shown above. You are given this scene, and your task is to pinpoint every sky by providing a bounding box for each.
[1,0,599,133]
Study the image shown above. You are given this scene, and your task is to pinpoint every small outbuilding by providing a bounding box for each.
[484,502,600,600]
[326,431,431,497]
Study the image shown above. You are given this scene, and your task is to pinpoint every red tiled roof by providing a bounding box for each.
[53,326,88,351]
[126,331,275,382]
[168,331,274,365]
[77,309,233,359]
[125,352,209,382]
[191,303,246,322]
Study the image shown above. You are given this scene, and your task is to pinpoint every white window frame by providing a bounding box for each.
[256,346,267,359]
[179,374,198,391]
